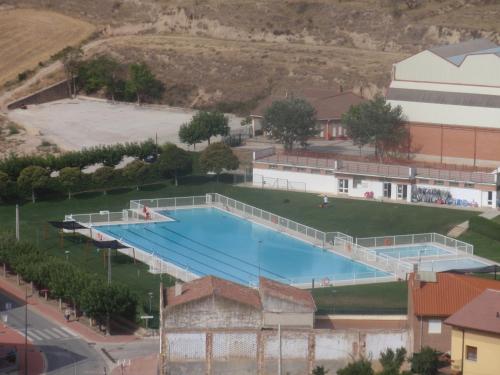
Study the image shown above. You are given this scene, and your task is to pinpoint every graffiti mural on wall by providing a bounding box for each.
[411,187,479,207]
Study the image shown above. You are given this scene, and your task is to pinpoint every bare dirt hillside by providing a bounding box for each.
[0,9,95,85]
[1,0,499,111]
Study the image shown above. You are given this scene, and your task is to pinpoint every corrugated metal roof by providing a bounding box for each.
[429,39,498,65]
[445,289,500,335]
[409,272,500,317]
[387,87,500,108]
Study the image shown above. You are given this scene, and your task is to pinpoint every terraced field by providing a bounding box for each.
[0,9,95,85]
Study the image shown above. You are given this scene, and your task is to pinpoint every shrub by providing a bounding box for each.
[410,346,440,375]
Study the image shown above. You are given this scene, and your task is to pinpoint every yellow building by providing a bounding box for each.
[445,289,500,375]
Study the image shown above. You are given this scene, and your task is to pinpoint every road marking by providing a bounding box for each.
[51,327,70,337]
[27,331,43,341]
[35,330,52,340]
[59,326,78,337]
[43,329,61,339]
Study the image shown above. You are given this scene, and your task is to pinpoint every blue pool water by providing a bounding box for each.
[98,207,389,285]
[418,258,489,272]
[373,245,452,259]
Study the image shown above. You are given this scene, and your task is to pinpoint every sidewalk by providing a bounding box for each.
[0,275,139,345]
[111,353,158,375]
[0,324,45,375]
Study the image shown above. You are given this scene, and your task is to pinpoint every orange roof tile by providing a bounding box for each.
[165,275,262,310]
[259,277,316,311]
[409,272,500,317]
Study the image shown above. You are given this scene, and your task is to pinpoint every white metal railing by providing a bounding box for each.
[208,193,353,249]
[130,196,208,211]
[356,233,473,257]
[66,208,167,226]
[290,271,395,288]
[335,238,413,280]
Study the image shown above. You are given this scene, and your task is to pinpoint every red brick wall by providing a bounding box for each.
[408,123,500,164]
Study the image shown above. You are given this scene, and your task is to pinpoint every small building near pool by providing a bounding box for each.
[250,88,366,140]
[445,289,500,375]
[252,148,499,209]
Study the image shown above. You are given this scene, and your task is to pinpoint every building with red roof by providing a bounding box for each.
[408,272,500,353]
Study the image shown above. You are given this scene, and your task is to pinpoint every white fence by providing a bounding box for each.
[253,174,307,192]
[130,195,208,211]
[65,208,167,226]
[356,233,474,256]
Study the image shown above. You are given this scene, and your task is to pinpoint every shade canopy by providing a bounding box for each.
[92,239,129,249]
[49,221,87,230]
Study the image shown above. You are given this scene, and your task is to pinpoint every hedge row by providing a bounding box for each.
[469,216,500,242]
[0,234,137,325]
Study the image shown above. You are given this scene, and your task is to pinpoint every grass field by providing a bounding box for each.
[0,178,480,325]
[0,9,94,85]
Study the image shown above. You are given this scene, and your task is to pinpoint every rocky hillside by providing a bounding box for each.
[2,0,499,111]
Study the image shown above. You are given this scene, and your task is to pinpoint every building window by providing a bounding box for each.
[268,164,277,169]
[466,346,477,361]
[383,182,392,198]
[418,179,429,184]
[282,166,292,171]
[338,179,349,193]
[310,168,322,174]
[488,191,493,206]
[325,170,335,175]
[428,319,442,334]
[449,181,459,187]
[434,180,444,186]
[353,178,362,188]
[465,183,475,188]
[397,184,407,200]
[296,167,306,172]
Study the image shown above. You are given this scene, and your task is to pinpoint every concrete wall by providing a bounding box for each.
[7,79,71,110]
[253,167,336,193]
[164,296,262,329]
[163,328,410,375]
[450,328,500,375]
[263,312,314,328]
[415,183,496,208]
[394,50,500,87]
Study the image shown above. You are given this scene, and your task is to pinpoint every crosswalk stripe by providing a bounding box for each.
[43,329,61,339]
[51,327,70,337]
[35,330,52,340]
[59,326,77,337]
[27,331,43,341]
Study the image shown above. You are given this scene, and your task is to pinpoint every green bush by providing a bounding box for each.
[0,234,137,324]
[469,216,500,242]
[410,346,440,375]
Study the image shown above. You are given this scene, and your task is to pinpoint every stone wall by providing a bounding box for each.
[7,79,70,110]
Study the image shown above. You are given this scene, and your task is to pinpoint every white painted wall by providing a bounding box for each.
[315,332,358,360]
[265,333,309,359]
[253,168,337,193]
[414,183,496,208]
[387,100,500,129]
[167,333,206,360]
[390,80,500,96]
[365,331,410,360]
[213,333,257,359]
[394,51,500,87]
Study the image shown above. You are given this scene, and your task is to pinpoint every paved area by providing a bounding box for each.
[8,97,244,151]
[0,323,44,375]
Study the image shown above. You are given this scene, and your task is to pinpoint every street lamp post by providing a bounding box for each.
[148,292,153,313]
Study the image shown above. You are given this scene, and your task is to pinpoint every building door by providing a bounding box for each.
[487,191,493,206]
[397,184,407,200]
[339,179,349,193]
[383,182,392,198]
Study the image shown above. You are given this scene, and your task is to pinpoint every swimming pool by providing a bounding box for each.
[97,207,389,285]
[372,244,452,259]
[418,258,489,272]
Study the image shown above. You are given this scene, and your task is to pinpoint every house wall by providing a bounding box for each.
[410,315,451,354]
[163,328,410,375]
[263,312,314,328]
[164,296,262,329]
[450,328,500,375]
[414,183,496,208]
[393,51,500,87]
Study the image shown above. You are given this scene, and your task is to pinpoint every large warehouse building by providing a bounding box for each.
[387,39,500,167]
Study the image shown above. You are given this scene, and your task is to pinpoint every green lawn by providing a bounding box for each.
[311,281,408,315]
[0,176,480,323]
[459,231,500,263]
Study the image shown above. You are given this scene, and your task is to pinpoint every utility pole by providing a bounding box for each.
[24,287,28,375]
[278,324,282,375]
[107,248,111,285]
[15,204,19,241]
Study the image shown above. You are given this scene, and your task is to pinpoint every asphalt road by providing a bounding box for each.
[0,290,108,375]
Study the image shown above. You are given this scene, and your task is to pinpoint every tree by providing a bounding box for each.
[312,365,329,375]
[61,46,83,97]
[77,56,120,95]
[128,63,164,104]
[59,167,81,199]
[0,171,9,200]
[410,347,440,375]
[337,358,374,375]
[262,97,318,150]
[17,166,50,203]
[190,111,230,144]
[378,347,408,375]
[341,96,408,161]
[122,160,151,189]
[179,121,209,150]
[158,144,192,186]
[92,166,115,194]
[199,142,239,182]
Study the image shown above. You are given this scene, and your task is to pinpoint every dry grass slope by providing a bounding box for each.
[0,9,95,85]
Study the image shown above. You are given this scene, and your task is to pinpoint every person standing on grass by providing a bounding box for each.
[321,194,329,208]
